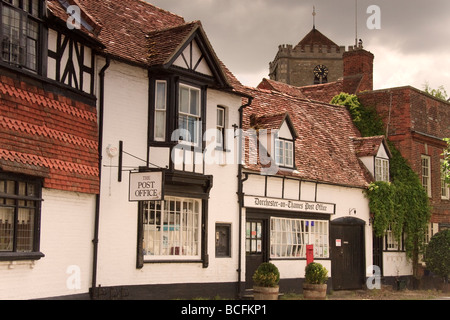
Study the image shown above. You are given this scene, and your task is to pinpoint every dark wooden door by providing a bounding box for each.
[245,219,265,288]
[331,222,364,290]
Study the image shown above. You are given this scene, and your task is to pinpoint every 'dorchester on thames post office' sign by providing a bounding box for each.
[244,196,335,215]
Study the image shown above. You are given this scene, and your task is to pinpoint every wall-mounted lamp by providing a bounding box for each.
[349,208,357,215]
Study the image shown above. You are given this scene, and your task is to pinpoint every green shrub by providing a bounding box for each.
[305,262,328,285]
[424,230,450,282]
[252,262,280,287]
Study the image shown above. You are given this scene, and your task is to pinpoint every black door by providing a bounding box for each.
[330,219,365,290]
[245,219,265,288]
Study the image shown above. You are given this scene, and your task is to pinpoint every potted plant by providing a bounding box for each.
[303,262,328,300]
[252,262,280,300]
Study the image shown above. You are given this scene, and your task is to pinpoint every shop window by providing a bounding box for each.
[1,0,41,72]
[0,173,42,259]
[270,217,329,259]
[142,197,201,260]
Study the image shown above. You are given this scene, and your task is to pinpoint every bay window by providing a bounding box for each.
[142,196,201,260]
[270,217,329,259]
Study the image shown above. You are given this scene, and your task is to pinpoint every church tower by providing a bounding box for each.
[269,27,346,87]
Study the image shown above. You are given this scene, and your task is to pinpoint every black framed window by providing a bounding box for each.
[1,0,42,72]
[0,173,43,259]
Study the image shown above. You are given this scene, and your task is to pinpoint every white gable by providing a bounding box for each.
[173,39,213,76]
[376,143,389,159]
[278,120,294,140]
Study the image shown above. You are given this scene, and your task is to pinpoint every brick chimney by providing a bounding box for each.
[343,46,374,94]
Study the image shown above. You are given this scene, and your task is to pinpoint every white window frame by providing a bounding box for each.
[375,157,389,182]
[216,106,225,149]
[178,84,201,146]
[421,155,431,197]
[154,80,167,141]
[385,225,401,251]
[142,196,201,260]
[270,217,329,259]
[441,159,449,200]
[275,139,294,168]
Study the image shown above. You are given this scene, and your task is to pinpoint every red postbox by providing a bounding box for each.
[306,245,314,265]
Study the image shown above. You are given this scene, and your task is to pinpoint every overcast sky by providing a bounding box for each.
[147,0,450,94]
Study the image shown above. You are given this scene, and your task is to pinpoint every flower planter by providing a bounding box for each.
[302,283,327,300]
[253,286,279,300]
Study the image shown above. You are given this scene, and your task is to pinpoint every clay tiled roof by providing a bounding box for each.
[0,74,99,194]
[47,0,245,93]
[47,0,186,66]
[258,78,344,104]
[242,87,371,188]
[352,136,390,158]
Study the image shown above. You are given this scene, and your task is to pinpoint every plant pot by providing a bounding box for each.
[253,286,279,300]
[303,283,327,300]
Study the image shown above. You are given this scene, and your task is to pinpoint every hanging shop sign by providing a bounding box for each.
[244,196,335,215]
[129,171,164,201]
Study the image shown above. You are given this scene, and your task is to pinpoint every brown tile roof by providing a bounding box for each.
[258,78,344,104]
[46,0,246,93]
[352,136,391,158]
[0,74,99,194]
[242,87,372,188]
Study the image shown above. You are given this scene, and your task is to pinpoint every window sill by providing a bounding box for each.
[0,251,45,262]
[143,259,202,264]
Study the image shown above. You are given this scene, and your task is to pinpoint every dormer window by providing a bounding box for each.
[375,157,389,182]
[1,0,41,72]
[275,138,294,168]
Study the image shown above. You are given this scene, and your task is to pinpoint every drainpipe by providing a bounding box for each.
[91,56,110,299]
[237,96,253,299]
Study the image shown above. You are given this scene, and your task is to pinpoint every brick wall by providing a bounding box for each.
[358,87,450,225]
[0,69,99,194]
[343,48,374,93]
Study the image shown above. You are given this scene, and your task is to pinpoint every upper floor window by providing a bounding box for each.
[375,158,389,182]
[1,0,41,72]
[0,173,42,259]
[216,106,225,149]
[154,80,167,142]
[178,84,201,146]
[421,155,431,197]
[441,160,449,200]
[275,138,294,168]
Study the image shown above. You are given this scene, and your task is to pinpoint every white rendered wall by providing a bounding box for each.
[95,57,244,288]
[0,189,96,300]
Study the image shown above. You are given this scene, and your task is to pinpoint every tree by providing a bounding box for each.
[424,230,450,284]
[423,82,448,101]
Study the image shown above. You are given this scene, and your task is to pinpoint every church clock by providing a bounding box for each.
[314,65,329,83]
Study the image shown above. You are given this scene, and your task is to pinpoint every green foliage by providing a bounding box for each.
[423,82,448,101]
[330,93,384,137]
[443,138,450,184]
[332,93,432,269]
[424,230,450,282]
[252,262,280,287]
[304,262,328,284]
